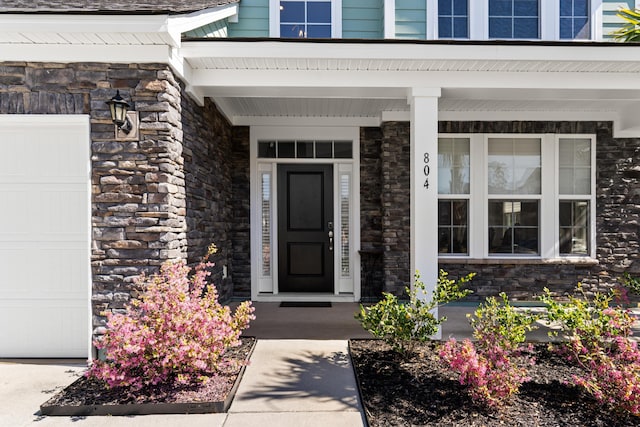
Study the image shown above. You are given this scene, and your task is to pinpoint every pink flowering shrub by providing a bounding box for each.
[87,246,255,390]
[540,284,640,415]
[440,293,537,408]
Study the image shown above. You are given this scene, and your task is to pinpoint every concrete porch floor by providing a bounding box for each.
[237,302,489,340]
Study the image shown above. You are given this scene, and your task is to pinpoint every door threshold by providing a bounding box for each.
[254,293,356,303]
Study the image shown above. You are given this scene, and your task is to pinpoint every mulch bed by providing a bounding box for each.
[349,339,640,427]
[41,338,255,412]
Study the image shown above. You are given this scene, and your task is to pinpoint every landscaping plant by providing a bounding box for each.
[612,8,640,42]
[539,284,640,415]
[356,270,474,355]
[87,245,255,390]
[440,293,538,408]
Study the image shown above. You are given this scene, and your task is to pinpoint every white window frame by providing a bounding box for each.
[438,133,596,261]
[270,0,342,38]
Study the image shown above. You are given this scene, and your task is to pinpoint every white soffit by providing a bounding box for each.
[181,41,640,134]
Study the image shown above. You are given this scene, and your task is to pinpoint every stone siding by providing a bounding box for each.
[230,126,252,298]
[360,127,384,300]
[0,62,243,335]
[380,122,412,296]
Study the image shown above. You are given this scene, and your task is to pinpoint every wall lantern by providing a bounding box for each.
[106,90,139,141]
[106,90,132,134]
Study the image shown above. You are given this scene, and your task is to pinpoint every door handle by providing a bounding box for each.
[328,230,333,251]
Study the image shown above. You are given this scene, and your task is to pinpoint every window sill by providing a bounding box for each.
[438,257,598,266]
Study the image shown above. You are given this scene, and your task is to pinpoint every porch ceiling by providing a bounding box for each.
[181,40,640,136]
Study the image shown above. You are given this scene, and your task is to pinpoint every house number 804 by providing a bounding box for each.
[423,152,430,189]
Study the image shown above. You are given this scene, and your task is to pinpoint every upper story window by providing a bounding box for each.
[438,0,469,39]
[488,0,540,39]
[280,1,332,38]
[559,0,590,39]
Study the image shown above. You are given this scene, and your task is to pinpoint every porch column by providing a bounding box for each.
[409,87,441,336]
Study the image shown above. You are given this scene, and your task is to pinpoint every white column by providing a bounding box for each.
[409,87,441,337]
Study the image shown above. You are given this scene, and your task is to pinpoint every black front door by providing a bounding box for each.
[278,164,334,293]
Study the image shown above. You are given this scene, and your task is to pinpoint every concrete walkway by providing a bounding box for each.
[0,339,366,427]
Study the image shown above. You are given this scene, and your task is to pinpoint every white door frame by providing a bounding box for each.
[249,125,361,302]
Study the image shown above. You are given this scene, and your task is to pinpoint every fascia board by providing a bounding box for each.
[0,14,171,35]
[0,13,179,47]
[189,68,640,91]
[0,43,170,63]
[181,40,640,63]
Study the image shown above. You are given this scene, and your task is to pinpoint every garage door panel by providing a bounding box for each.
[0,242,89,298]
[0,116,90,358]
[0,301,87,358]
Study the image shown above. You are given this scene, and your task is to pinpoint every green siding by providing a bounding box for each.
[395,0,426,39]
[228,0,269,38]
[602,0,635,40]
[342,0,384,39]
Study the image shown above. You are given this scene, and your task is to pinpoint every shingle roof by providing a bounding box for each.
[0,0,239,14]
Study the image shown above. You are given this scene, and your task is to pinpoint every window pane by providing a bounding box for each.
[307,2,331,23]
[454,17,469,38]
[278,141,295,158]
[439,0,452,15]
[489,0,512,16]
[489,18,512,38]
[439,17,453,38]
[281,1,305,22]
[334,141,352,158]
[307,25,331,38]
[514,17,538,38]
[258,141,276,158]
[559,138,591,194]
[454,0,468,15]
[438,137,470,194]
[488,138,541,194]
[559,200,589,255]
[281,24,305,38]
[514,0,538,16]
[574,0,588,16]
[261,173,272,276]
[297,141,314,158]
[574,18,590,39]
[560,0,572,16]
[438,199,469,255]
[340,174,350,276]
[316,141,332,158]
[438,200,451,226]
[488,200,539,255]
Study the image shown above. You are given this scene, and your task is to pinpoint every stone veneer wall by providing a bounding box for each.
[380,122,412,296]
[360,127,384,300]
[182,96,237,302]
[0,62,242,334]
[230,126,251,298]
[365,120,639,301]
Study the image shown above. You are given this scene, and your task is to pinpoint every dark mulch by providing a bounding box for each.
[42,338,255,407]
[350,339,640,427]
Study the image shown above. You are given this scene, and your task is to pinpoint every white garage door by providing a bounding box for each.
[0,115,90,358]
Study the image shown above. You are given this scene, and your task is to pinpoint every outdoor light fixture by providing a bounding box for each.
[106,90,133,134]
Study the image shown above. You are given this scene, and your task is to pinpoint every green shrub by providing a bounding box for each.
[440,293,538,407]
[356,270,474,355]
[539,284,640,415]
